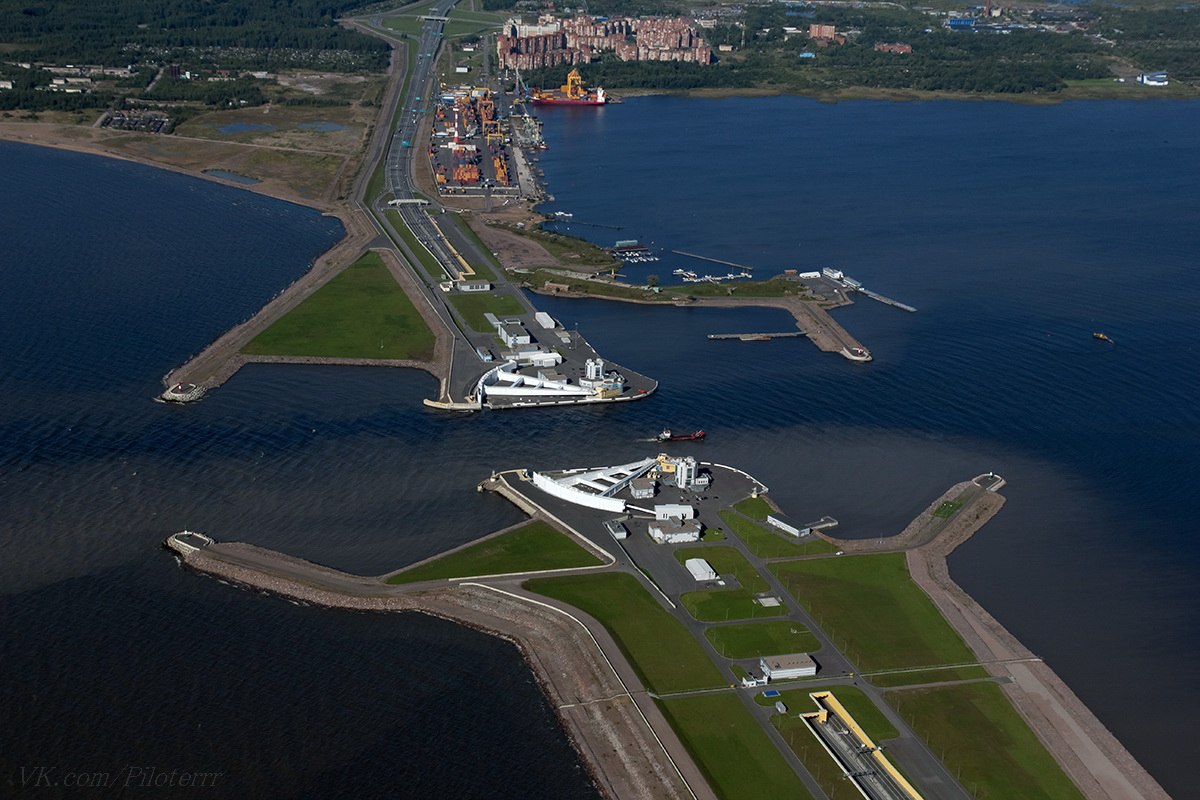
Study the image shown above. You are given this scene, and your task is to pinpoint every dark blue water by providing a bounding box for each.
[534,96,1200,796]
[0,142,598,799]
[2,92,1197,799]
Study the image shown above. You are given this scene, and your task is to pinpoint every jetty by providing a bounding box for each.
[857,287,917,313]
[707,332,808,341]
[671,250,755,271]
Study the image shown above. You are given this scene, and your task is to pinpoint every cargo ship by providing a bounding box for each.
[531,69,606,106]
[658,429,705,442]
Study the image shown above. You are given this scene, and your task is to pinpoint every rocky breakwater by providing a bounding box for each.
[164,535,697,800]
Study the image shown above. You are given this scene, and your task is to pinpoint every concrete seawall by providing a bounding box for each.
[165,538,696,800]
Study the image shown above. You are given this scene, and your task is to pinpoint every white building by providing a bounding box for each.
[530,457,657,513]
[822,267,844,281]
[604,519,628,540]
[500,323,531,348]
[649,517,702,544]
[654,504,695,521]
[630,477,656,499]
[767,513,803,537]
[760,653,817,681]
[458,280,491,292]
[534,311,556,329]
[685,558,718,581]
[1138,71,1168,86]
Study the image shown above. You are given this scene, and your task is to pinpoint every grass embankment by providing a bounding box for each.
[888,683,1085,800]
[766,686,900,800]
[662,277,814,299]
[657,694,814,800]
[933,499,964,518]
[241,251,435,360]
[523,269,662,301]
[705,621,819,659]
[447,291,526,332]
[770,553,979,682]
[720,510,836,559]
[525,572,724,693]
[733,496,772,520]
[508,225,618,268]
[386,521,600,584]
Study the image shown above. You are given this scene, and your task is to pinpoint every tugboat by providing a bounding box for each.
[658,429,706,442]
[1093,332,1114,343]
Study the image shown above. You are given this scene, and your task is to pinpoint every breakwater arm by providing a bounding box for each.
[165,536,700,800]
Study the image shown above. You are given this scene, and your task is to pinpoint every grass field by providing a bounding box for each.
[719,510,836,559]
[869,666,990,687]
[525,573,724,693]
[933,500,964,518]
[681,588,789,622]
[386,521,600,584]
[663,277,807,298]
[704,621,819,658]
[447,291,526,332]
[241,251,435,359]
[733,495,772,520]
[674,546,769,592]
[888,683,1085,800]
[770,553,978,677]
[657,694,814,800]
[758,685,898,740]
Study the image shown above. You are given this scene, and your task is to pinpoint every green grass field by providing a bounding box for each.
[704,621,819,659]
[674,546,769,592]
[447,291,526,332]
[719,511,836,559]
[733,495,772,520]
[386,521,600,584]
[657,694,814,800]
[869,666,990,687]
[933,500,964,519]
[888,683,1085,800]
[770,553,978,678]
[241,252,435,360]
[525,573,724,693]
[681,589,789,622]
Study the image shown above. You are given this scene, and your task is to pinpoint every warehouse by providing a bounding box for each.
[684,558,718,581]
[767,513,803,537]
[760,653,817,681]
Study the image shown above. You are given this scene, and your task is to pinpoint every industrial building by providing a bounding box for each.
[654,504,695,521]
[458,280,491,292]
[604,519,629,540]
[530,457,657,513]
[767,513,804,537]
[630,477,656,499]
[760,653,818,681]
[649,517,703,544]
[1138,71,1168,86]
[684,558,718,581]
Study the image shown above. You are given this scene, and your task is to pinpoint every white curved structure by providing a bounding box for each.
[530,457,657,514]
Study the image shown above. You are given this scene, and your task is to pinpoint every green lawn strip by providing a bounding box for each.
[443,213,498,280]
[657,694,814,800]
[680,589,788,622]
[719,510,836,559]
[887,683,1085,800]
[870,666,989,688]
[241,251,435,360]
[705,621,819,659]
[447,291,526,332]
[770,554,978,674]
[524,573,724,693]
[386,521,599,584]
[733,495,772,520]
[662,277,808,299]
[388,211,446,279]
[933,500,964,519]
[755,686,899,740]
[507,226,618,267]
[674,546,770,593]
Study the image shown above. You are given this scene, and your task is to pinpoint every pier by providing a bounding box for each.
[707,332,808,341]
[671,250,755,272]
[857,288,917,313]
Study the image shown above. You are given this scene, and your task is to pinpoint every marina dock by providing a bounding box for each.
[671,250,755,272]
